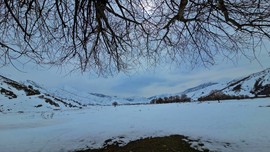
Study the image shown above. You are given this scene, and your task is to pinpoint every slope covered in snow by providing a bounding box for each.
[0,75,83,113]
[47,85,149,106]
[222,68,270,97]
[0,75,149,113]
[150,68,270,102]
[184,82,227,100]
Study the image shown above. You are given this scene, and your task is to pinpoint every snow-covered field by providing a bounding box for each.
[1,98,270,152]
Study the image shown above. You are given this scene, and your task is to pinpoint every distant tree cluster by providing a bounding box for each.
[198,90,249,101]
[150,94,191,104]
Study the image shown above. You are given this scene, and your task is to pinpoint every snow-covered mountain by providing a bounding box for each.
[192,68,270,101]
[46,85,149,106]
[0,75,149,113]
[0,75,85,113]
[149,68,270,102]
[183,82,227,100]
[221,68,270,97]
[1,68,270,113]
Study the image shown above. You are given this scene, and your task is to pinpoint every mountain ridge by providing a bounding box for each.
[149,68,270,103]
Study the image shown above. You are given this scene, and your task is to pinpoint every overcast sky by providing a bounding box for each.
[1,44,269,98]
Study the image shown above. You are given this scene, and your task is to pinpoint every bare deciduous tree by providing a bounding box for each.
[0,0,269,74]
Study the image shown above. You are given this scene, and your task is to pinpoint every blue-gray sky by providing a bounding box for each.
[1,45,270,98]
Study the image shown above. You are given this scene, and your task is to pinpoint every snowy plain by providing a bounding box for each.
[1,98,270,152]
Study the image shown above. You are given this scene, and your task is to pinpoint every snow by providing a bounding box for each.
[151,68,270,100]
[48,86,149,106]
[0,76,77,113]
[1,68,270,152]
[0,75,149,114]
[1,98,270,152]
[185,82,227,100]
[222,68,270,97]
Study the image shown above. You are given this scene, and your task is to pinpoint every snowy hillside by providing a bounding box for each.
[0,75,149,113]
[184,82,228,100]
[196,68,270,101]
[222,68,270,97]
[0,75,83,113]
[150,68,270,102]
[47,85,149,106]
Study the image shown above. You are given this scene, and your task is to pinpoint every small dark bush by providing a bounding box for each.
[112,101,118,107]
[35,104,43,108]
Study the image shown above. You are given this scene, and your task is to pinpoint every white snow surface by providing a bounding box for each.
[1,98,270,152]
[0,76,82,112]
[48,85,149,106]
[0,75,150,114]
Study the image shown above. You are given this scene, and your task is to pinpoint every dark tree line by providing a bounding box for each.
[0,0,270,74]
[151,94,191,104]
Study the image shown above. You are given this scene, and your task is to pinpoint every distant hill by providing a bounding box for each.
[221,68,270,97]
[150,68,270,103]
[196,68,270,101]
[0,75,148,113]
[0,75,84,113]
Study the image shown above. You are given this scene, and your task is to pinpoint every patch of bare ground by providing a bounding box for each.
[76,135,210,152]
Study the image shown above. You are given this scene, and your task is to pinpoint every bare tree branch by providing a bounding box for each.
[0,0,269,74]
